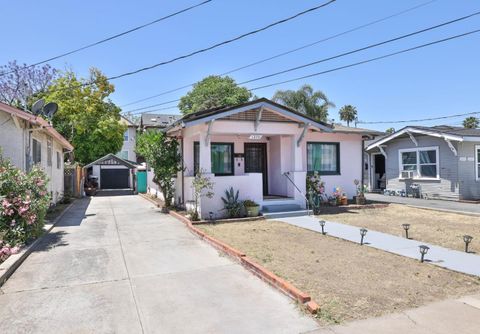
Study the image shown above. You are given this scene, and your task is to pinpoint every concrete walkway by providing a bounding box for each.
[275,216,480,277]
[366,193,480,216]
[311,294,480,334]
[0,195,318,334]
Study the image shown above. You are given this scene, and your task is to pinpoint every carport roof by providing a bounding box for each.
[84,153,138,169]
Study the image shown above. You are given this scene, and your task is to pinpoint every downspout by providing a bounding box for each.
[181,134,185,206]
[361,137,365,187]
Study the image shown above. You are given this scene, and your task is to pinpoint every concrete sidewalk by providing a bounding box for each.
[0,195,318,334]
[310,294,480,334]
[275,216,480,277]
[366,193,480,216]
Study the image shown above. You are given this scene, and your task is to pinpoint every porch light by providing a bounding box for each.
[319,220,326,235]
[419,245,429,263]
[463,235,473,253]
[360,228,368,245]
[402,224,410,239]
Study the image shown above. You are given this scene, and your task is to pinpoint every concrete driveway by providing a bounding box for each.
[0,195,318,334]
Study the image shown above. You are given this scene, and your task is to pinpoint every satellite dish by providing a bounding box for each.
[43,102,58,118]
[31,99,45,115]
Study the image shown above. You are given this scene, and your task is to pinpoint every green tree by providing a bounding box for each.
[42,68,126,164]
[463,116,479,129]
[135,130,182,208]
[385,127,395,134]
[339,105,358,127]
[178,75,251,114]
[272,84,334,122]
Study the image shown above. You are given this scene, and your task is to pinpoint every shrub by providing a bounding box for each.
[221,187,243,218]
[0,154,50,258]
[190,169,214,221]
[243,199,259,207]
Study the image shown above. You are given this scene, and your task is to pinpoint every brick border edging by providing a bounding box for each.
[0,201,75,287]
[168,210,320,314]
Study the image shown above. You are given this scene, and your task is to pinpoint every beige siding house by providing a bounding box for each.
[0,102,73,203]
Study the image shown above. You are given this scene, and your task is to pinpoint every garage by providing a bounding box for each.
[84,153,138,192]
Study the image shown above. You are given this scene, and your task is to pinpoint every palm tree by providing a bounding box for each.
[463,116,479,129]
[339,105,358,127]
[272,84,335,122]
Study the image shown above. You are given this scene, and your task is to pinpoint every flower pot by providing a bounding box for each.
[245,205,260,217]
[341,196,348,206]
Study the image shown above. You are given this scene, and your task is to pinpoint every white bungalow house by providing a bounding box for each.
[0,102,74,203]
[151,98,379,218]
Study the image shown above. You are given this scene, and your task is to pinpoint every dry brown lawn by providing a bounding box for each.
[318,204,480,253]
[198,220,480,325]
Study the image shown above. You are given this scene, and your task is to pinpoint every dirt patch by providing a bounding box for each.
[318,204,480,253]
[198,220,480,325]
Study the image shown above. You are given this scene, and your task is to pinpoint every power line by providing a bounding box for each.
[357,111,480,125]
[125,23,480,115]
[42,0,337,95]
[106,0,336,81]
[238,10,480,85]
[0,0,213,76]
[121,0,437,107]
[248,28,480,91]
[130,28,480,115]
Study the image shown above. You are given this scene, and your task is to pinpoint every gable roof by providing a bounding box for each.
[0,102,73,151]
[365,125,480,151]
[120,115,137,127]
[84,153,138,169]
[166,98,333,132]
[332,123,384,136]
[141,113,180,128]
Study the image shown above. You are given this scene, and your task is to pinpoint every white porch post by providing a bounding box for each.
[291,133,304,172]
[199,130,211,173]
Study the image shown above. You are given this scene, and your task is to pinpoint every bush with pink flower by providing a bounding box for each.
[0,153,50,261]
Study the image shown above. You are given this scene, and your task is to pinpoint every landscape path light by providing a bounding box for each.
[463,235,473,253]
[319,220,326,235]
[419,245,429,263]
[360,228,368,245]
[402,223,410,239]
[209,211,215,223]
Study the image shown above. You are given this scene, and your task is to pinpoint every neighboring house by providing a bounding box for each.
[117,116,137,162]
[150,98,378,219]
[84,153,138,191]
[366,125,480,200]
[140,113,181,130]
[0,102,74,203]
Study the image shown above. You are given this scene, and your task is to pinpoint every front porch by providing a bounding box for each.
[179,129,309,218]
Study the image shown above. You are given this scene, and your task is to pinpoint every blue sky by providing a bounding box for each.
[2,0,479,131]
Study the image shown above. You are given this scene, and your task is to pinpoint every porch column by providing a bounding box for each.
[199,130,211,173]
[291,135,303,171]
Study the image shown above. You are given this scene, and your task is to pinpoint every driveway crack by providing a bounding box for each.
[110,198,145,334]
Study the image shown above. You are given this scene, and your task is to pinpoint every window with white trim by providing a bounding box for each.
[123,130,129,142]
[399,147,439,179]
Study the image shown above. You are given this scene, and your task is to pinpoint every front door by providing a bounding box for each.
[244,143,268,195]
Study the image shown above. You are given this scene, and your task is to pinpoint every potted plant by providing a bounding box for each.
[354,179,367,205]
[332,187,342,205]
[340,193,348,206]
[221,187,243,218]
[243,199,260,217]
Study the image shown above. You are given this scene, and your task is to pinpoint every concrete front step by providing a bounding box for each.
[263,210,311,219]
[262,204,303,213]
